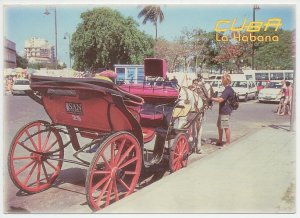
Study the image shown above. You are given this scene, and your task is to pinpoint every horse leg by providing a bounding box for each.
[195,115,203,153]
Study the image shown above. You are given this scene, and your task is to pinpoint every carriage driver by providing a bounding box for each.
[210,73,234,147]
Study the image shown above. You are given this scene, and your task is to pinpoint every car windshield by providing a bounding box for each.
[256,81,268,86]
[14,80,29,85]
[232,81,247,88]
[211,81,219,87]
[265,82,282,89]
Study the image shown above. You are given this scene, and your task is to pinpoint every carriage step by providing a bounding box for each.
[85,143,100,153]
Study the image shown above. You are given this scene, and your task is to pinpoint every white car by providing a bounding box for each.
[231,80,257,102]
[258,82,282,103]
[210,80,224,96]
[12,79,30,95]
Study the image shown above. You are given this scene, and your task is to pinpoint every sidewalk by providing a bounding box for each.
[102,125,296,213]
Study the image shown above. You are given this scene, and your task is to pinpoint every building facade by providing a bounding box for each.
[114,64,144,84]
[4,38,17,68]
[24,37,54,63]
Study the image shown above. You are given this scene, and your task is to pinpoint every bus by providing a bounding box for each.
[243,70,294,91]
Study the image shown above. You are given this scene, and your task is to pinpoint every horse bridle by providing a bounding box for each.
[195,82,214,111]
[181,87,191,105]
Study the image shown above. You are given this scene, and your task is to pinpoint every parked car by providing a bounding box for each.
[12,79,30,95]
[231,80,257,101]
[211,80,224,96]
[258,81,282,103]
[255,80,269,92]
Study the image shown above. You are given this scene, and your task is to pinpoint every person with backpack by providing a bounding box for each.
[210,73,235,147]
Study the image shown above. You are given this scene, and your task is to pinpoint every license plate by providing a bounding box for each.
[264,96,271,99]
[65,102,83,115]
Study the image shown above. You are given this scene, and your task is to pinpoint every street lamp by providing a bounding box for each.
[44,7,57,69]
[64,32,71,69]
[252,4,260,70]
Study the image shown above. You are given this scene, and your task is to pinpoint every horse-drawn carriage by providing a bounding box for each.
[8,58,212,211]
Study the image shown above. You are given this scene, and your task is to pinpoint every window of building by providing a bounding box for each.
[116,68,125,82]
[137,68,144,83]
[127,68,136,83]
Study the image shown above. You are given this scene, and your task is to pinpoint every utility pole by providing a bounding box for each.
[64,32,71,68]
[252,5,260,70]
[44,7,58,69]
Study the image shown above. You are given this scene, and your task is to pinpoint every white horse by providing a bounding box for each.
[172,81,214,153]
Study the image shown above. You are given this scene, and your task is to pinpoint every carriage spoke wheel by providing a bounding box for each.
[169,133,189,173]
[86,131,142,211]
[8,120,64,194]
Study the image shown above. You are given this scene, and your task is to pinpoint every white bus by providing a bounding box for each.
[243,70,294,82]
[243,70,294,90]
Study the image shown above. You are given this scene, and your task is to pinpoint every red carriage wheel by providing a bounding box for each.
[169,133,189,172]
[8,120,64,194]
[86,131,142,211]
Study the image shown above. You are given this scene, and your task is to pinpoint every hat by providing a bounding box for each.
[99,70,117,79]
[93,74,113,82]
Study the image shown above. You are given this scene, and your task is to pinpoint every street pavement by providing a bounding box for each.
[102,124,296,213]
[3,95,295,213]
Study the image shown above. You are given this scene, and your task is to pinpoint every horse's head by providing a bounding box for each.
[193,80,215,108]
[204,82,214,99]
[203,82,215,107]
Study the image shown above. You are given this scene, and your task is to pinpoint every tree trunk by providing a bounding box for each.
[172,55,178,73]
[155,23,158,40]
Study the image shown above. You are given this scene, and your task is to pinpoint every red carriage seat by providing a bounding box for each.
[119,84,178,104]
[119,83,178,129]
[140,109,164,127]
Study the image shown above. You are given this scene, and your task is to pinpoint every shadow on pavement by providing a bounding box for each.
[15,168,87,197]
[268,124,291,132]
[7,206,30,214]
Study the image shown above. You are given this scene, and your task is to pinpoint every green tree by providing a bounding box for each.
[28,62,45,70]
[71,8,154,71]
[27,62,66,70]
[138,5,164,40]
[214,38,252,73]
[254,29,294,70]
[16,54,28,68]
[201,31,224,72]
[154,38,182,73]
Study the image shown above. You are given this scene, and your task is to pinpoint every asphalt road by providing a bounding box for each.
[3,95,291,213]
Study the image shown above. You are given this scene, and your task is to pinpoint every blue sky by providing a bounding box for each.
[4,4,296,67]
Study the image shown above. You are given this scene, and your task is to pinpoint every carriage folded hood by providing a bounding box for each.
[144,58,167,79]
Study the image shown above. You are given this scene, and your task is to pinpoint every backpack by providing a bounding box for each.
[229,90,239,110]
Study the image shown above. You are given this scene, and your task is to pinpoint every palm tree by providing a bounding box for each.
[138,5,164,40]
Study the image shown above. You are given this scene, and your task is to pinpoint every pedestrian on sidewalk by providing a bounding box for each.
[211,72,234,147]
[279,81,293,116]
[276,80,286,115]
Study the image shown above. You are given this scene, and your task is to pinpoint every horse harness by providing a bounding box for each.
[188,82,213,113]
[181,87,201,112]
